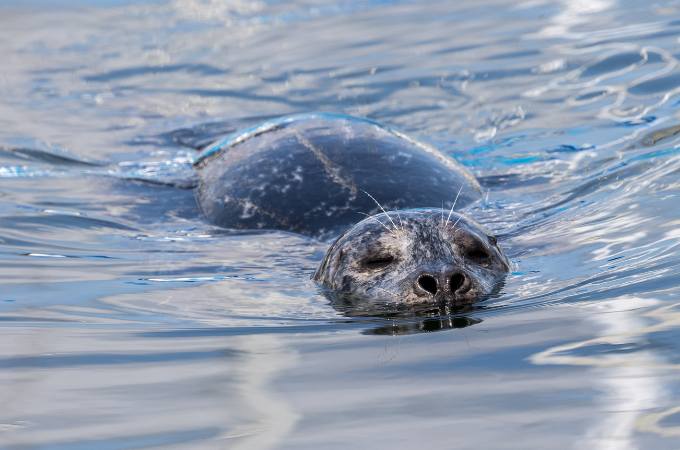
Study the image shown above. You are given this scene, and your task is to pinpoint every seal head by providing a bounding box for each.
[314,208,509,307]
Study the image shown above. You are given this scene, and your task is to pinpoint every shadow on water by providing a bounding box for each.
[364,315,482,335]
[132,315,482,337]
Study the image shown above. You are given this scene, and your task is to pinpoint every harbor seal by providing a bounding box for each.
[314,209,509,307]
[194,113,509,307]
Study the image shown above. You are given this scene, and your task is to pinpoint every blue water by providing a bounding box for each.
[1,0,680,448]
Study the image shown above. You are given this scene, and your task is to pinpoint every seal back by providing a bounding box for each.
[194,113,481,237]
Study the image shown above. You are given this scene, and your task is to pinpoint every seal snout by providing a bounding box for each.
[417,274,438,295]
[416,269,471,299]
[449,272,470,294]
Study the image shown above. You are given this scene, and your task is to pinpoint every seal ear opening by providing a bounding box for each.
[313,224,356,282]
[313,237,344,282]
[312,258,327,282]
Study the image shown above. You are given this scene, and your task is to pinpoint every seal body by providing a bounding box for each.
[194,113,508,308]
[194,113,481,238]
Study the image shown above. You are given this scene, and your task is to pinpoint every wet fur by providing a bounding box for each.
[314,208,509,306]
[193,114,509,308]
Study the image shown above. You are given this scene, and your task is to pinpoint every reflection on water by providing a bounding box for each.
[532,298,666,450]
[364,315,482,335]
[530,299,680,447]
[1,0,680,448]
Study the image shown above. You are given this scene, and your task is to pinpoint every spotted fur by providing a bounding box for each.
[194,113,508,307]
[194,113,481,239]
[314,208,509,306]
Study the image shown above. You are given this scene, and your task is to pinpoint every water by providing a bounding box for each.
[1,0,680,448]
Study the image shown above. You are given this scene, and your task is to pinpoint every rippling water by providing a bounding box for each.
[2,0,680,448]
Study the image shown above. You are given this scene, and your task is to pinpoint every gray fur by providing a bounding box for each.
[314,209,509,307]
[194,113,481,239]
[194,114,509,307]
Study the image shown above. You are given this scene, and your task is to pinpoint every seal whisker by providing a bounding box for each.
[443,185,464,230]
[356,212,394,235]
[395,210,404,231]
[362,190,398,232]
[450,214,463,232]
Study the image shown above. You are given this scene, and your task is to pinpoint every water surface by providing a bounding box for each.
[1,0,680,448]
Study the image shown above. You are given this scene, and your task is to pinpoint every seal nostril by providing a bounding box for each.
[417,275,438,295]
[449,273,467,292]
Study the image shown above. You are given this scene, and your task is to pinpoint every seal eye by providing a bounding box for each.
[466,246,490,265]
[361,255,395,270]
